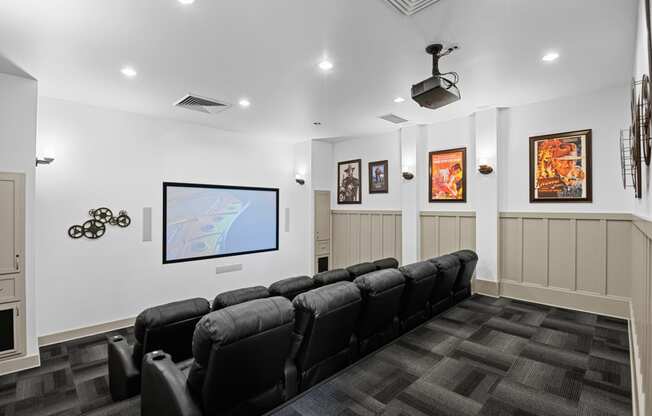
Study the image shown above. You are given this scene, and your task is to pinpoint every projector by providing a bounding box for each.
[412,44,460,110]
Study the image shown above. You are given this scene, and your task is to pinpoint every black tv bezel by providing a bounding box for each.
[162,182,280,264]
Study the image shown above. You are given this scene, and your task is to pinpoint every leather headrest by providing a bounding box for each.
[313,269,351,286]
[399,261,438,283]
[374,257,399,270]
[354,269,405,295]
[134,298,210,342]
[211,286,270,312]
[346,262,378,278]
[452,249,479,263]
[429,254,461,271]
[269,276,315,300]
[193,297,294,367]
[293,281,360,316]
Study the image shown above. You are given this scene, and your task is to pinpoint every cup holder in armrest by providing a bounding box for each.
[111,335,124,342]
[150,350,167,361]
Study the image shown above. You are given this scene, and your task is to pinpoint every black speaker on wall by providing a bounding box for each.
[0,309,14,353]
[317,256,329,273]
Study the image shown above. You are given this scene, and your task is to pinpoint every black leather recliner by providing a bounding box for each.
[313,268,351,287]
[398,261,438,332]
[211,286,269,311]
[141,297,295,416]
[108,297,210,401]
[268,276,315,300]
[428,254,461,315]
[374,257,399,270]
[346,262,377,279]
[290,281,361,391]
[451,250,478,303]
[353,269,405,356]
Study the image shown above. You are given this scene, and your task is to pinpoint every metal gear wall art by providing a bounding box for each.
[68,207,131,239]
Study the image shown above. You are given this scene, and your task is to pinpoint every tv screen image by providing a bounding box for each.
[163,182,279,263]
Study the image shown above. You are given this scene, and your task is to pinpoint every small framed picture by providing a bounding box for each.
[529,129,592,202]
[429,148,467,202]
[337,159,362,204]
[368,160,388,194]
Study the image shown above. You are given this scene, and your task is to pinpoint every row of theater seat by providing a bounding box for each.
[108,250,478,416]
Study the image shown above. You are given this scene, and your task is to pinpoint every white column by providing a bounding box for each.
[474,109,499,281]
[400,125,424,265]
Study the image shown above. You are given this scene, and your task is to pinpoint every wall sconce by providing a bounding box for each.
[402,171,414,180]
[478,164,494,175]
[295,173,305,185]
[36,157,55,167]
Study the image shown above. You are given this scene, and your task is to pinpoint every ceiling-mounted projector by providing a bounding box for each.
[412,44,460,110]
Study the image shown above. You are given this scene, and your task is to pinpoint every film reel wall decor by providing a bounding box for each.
[623,76,652,199]
[68,207,131,240]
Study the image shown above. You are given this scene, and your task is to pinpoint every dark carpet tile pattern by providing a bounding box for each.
[0,296,632,416]
[271,295,632,416]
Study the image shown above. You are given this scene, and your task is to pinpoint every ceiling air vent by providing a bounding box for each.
[385,0,441,16]
[174,94,231,114]
[379,113,409,124]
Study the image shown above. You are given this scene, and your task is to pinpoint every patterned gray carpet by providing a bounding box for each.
[0,295,632,416]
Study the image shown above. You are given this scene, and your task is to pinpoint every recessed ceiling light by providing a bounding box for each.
[393,97,405,103]
[178,0,195,4]
[238,98,251,108]
[318,60,333,71]
[120,66,137,78]
[542,52,559,62]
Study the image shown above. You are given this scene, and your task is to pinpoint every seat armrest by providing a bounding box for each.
[107,335,141,401]
[284,359,298,400]
[141,351,202,416]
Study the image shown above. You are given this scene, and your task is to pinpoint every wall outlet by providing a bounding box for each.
[216,264,243,275]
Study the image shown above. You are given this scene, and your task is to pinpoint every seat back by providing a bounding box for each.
[354,269,405,355]
[451,249,478,293]
[398,261,438,330]
[211,286,269,312]
[428,254,460,313]
[346,262,377,279]
[291,282,361,390]
[374,257,399,270]
[313,268,351,286]
[188,297,294,415]
[269,276,315,300]
[133,298,210,366]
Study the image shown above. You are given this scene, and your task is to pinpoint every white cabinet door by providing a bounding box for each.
[314,191,331,241]
[0,173,24,276]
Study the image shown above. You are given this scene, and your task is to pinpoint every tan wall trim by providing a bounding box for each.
[500,212,633,220]
[472,278,499,297]
[629,302,645,416]
[38,317,135,347]
[499,280,630,319]
[0,353,39,376]
[332,209,402,215]
[420,211,476,218]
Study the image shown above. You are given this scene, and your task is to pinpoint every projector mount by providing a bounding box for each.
[426,43,459,90]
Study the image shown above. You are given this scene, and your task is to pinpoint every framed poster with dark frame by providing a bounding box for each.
[337,159,362,204]
[529,129,592,203]
[429,147,467,202]
[368,160,388,194]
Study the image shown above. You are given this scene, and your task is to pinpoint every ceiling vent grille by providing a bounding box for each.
[379,113,409,124]
[385,0,441,16]
[174,94,231,114]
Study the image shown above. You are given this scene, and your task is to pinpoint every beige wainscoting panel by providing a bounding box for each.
[331,210,402,268]
[419,212,476,260]
[498,212,632,319]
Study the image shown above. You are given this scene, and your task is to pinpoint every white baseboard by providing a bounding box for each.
[38,317,135,347]
[628,302,645,416]
[0,353,40,376]
[472,278,499,297]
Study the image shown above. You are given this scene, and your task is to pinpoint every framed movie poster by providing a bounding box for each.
[368,160,388,194]
[337,159,362,204]
[429,148,466,202]
[529,129,592,202]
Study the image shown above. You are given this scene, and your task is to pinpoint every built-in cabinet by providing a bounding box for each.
[314,191,331,273]
[0,173,25,360]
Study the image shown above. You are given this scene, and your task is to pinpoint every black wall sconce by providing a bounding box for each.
[295,173,305,185]
[402,171,414,180]
[478,164,494,174]
[36,157,55,167]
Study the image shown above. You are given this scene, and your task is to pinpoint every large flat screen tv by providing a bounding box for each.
[163,182,279,264]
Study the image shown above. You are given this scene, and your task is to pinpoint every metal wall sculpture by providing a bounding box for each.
[68,208,131,239]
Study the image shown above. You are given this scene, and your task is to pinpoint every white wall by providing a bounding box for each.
[0,72,37,357]
[330,131,401,210]
[500,85,632,213]
[35,98,310,336]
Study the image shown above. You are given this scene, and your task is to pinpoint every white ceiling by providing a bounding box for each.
[0,0,638,142]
